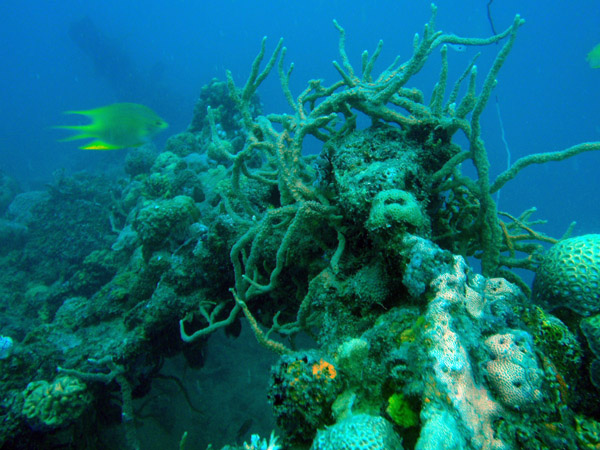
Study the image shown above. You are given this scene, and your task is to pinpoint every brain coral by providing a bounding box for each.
[310,414,403,450]
[484,331,543,410]
[532,234,600,316]
[366,189,426,233]
[22,375,91,428]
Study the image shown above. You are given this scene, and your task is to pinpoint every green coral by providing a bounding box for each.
[523,306,582,391]
[386,393,419,428]
[22,375,91,428]
[575,415,600,450]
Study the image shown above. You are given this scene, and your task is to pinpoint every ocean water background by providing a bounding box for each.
[0,1,599,447]
[1,0,598,242]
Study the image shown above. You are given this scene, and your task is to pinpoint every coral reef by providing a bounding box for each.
[1,4,600,450]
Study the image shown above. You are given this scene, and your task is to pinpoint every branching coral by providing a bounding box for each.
[175,11,600,449]
[187,8,520,344]
[219,6,528,307]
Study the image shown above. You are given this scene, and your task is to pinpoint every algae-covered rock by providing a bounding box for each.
[581,315,600,357]
[124,144,157,177]
[0,172,20,214]
[269,350,342,443]
[575,415,600,450]
[524,306,583,395]
[188,78,260,138]
[68,249,121,297]
[134,195,199,257]
[16,175,115,282]
[0,219,28,250]
[581,314,600,389]
[140,150,206,202]
[325,127,425,224]
[7,191,49,225]
[164,131,201,157]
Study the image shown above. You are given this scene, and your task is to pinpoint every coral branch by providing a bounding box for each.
[231,289,292,355]
[491,142,600,194]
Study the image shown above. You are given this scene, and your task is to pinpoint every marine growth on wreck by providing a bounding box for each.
[1,4,600,450]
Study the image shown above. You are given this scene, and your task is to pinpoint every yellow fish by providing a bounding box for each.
[586,42,600,69]
[55,102,168,150]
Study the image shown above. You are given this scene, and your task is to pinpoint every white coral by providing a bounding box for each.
[243,431,281,450]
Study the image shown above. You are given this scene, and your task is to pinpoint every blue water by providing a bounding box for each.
[1,0,599,238]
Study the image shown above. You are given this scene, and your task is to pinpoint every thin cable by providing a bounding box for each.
[487,0,498,35]
[495,95,511,207]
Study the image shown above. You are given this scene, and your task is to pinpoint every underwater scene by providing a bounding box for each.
[1,0,600,449]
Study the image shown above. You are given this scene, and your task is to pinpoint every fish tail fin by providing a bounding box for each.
[53,125,88,131]
[63,109,93,116]
[79,140,122,151]
[61,109,100,124]
[52,125,94,142]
